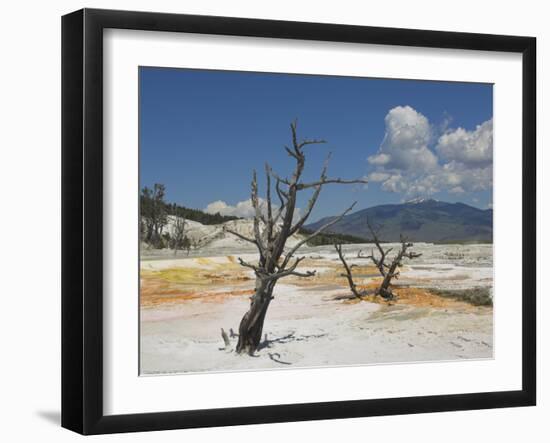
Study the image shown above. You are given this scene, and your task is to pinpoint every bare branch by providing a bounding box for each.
[237,257,261,274]
[272,206,286,226]
[288,182,322,235]
[296,177,368,191]
[271,173,288,226]
[269,168,292,187]
[357,247,385,276]
[224,228,258,245]
[290,120,299,155]
[268,256,315,280]
[250,170,266,255]
[275,177,286,206]
[334,243,363,298]
[297,139,326,149]
[288,153,330,235]
[281,202,357,270]
[265,164,273,222]
[284,145,299,159]
[286,270,317,278]
[366,217,388,264]
[265,163,274,242]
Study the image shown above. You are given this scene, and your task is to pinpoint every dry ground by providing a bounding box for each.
[140,247,493,374]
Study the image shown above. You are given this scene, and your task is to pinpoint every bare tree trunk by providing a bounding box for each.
[236,279,274,355]
[225,121,367,355]
[377,259,400,299]
[378,274,395,299]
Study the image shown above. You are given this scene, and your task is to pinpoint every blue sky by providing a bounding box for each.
[140,67,493,222]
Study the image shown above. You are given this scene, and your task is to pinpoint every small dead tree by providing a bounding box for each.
[334,243,366,299]
[335,219,421,300]
[171,212,186,255]
[140,183,168,248]
[182,236,191,255]
[226,121,367,355]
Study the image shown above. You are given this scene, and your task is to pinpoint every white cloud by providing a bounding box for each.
[368,106,438,172]
[204,198,301,222]
[204,200,230,215]
[441,161,492,192]
[436,119,493,166]
[204,199,259,218]
[367,106,493,198]
[204,198,265,218]
[380,174,406,193]
[368,171,391,182]
[368,153,390,166]
[450,186,465,194]
[399,174,440,196]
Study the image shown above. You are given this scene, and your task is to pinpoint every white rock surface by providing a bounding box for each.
[140,244,493,375]
[142,217,306,257]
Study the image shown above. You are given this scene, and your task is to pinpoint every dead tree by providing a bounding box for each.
[226,121,367,355]
[172,213,186,255]
[335,219,421,300]
[358,219,422,299]
[140,183,168,248]
[182,236,191,255]
[334,243,367,299]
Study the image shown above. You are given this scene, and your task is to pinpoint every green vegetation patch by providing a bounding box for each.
[165,203,239,225]
[298,228,370,246]
[428,287,493,306]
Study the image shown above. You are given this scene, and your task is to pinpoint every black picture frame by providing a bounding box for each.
[62,8,536,435]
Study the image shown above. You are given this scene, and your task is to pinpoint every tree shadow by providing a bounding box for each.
[258,331,328,352]
[257,332,296,350]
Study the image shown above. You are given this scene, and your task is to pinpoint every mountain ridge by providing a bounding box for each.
[305,199,492,243]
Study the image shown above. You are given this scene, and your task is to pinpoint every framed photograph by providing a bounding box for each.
[61,8,536,435]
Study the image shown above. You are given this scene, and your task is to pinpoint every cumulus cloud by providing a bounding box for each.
[368,106,438,173]
[368,171,391,182]
[381,174,406,193]
[204,198,301,222]
[367,106,493,198]
[368,153,391,166]
[204,199,259,218]
[436,119,493,166]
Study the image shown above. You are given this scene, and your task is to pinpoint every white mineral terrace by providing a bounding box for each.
[140,243,493,374]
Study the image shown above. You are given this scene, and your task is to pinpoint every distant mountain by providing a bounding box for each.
[304,199,493,243]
